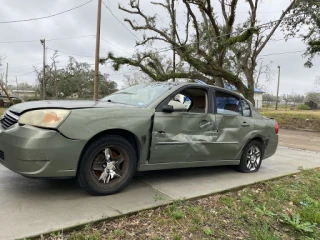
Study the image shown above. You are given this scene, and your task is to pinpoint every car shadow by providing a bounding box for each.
[135,165,235,179]
[1,165,238,197]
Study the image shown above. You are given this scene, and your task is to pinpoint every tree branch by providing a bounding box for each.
[256,0,298,56]
[136,36,168,46]
[183,0,206,57]
[221,0,228,23]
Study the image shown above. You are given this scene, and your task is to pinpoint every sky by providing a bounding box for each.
[0,0,319,96]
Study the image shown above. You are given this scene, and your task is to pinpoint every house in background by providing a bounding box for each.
[252,88,264,109]
[232,88,265,109]
[9,89,37,99]
[223,85,265,109]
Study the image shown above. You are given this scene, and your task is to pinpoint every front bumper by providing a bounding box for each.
[0,124,86,178]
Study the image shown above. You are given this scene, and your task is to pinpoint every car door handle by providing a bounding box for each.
[241,122,250,127]
[199,121,212,129]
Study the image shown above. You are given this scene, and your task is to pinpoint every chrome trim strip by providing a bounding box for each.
[156,141,238,145]
[6,111,19,120]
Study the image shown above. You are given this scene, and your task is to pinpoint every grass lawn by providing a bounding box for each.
[0,108,7,115]
[260,109,320,132]
[37,168,320,240]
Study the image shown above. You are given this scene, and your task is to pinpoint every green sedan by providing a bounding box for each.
[0,82,278,195]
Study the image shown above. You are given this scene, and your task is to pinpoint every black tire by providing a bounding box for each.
[77,135,137,196]
[238,140,263,173]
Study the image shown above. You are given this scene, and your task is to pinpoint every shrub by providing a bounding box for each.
[296,104,310,110]
[305,101,318,110]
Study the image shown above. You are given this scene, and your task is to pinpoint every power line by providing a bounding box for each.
[260,50,305,57]
[101,0,141,41]
[9,64,42,75]
[47,35,96,42]
[14,70,37,77]
[0,0,94,24]
[7,50,304,77]
[101,38,132,55]
[0,35,95,44]
[55,60,113,69]
[47,47,95,58]
[0,62,42,70]
[269,36,303,42]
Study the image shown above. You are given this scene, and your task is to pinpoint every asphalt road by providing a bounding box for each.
[0,146,319,240]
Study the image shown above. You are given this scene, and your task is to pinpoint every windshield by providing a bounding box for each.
[101,83,172,107]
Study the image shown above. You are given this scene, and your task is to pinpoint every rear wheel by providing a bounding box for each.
[77,135,137,195]
[238,140,263,173]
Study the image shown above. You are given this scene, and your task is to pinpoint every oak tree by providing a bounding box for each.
[101,0,298,103]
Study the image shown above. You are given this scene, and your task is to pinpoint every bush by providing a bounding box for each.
[296,104,310,110]
[305,101,318,110]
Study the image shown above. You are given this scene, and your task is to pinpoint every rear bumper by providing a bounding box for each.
[264,135,279,159]
[0,124,86,178]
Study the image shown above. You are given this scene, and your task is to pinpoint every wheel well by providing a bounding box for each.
[250,137,264,146]
[239,137,265,160]
[77,129,141,174]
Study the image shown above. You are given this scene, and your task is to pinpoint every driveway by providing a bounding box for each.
[0,138,319,239]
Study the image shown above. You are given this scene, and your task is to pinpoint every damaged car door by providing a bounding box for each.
[213,90,254,160]
[149,87,220,165]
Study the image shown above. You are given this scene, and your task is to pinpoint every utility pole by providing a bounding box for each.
[5,63,8,89]
[171,0,176,82]
[54,62,58,99]
[40,39,46,100]
[275,66,281,110]
[0,80,13,105]
[15,77,19,97]
[94,0,102,101]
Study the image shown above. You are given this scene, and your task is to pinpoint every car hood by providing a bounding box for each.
[8,100,138,115]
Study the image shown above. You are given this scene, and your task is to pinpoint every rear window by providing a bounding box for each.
[215,91,242,116]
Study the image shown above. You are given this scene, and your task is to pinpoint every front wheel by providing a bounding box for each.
[77,135,137,196]
[238,140,263,173]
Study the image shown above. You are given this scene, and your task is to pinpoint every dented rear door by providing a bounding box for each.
[214,115,254,159]
[213,92,254,160]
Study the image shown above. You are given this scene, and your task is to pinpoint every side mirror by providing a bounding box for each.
[162,105,174,113]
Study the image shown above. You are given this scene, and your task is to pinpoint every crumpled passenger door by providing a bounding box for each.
[214,114,254,159]
[149,111,219,164]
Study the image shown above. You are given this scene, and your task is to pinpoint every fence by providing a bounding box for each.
[262,101,306,110]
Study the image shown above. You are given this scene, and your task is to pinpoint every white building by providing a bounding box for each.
[253,89,264,109]
[232,88,265,109]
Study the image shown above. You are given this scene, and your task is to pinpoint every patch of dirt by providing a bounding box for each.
[279,129,320,152]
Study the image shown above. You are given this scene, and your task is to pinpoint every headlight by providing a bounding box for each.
[18,109,71,129]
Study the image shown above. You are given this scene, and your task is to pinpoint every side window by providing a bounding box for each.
[168,88,208,114]
[241,99,251,117]
[215,91,242,116]
[168,93,191,112]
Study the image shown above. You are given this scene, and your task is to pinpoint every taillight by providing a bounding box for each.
[275,121,279,134]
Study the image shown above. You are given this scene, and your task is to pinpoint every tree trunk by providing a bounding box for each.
[248,94,255,106]
[242,66,255,105]
[215,77,224,87]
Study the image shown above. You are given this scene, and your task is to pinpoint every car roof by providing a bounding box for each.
[139,82,245,99]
